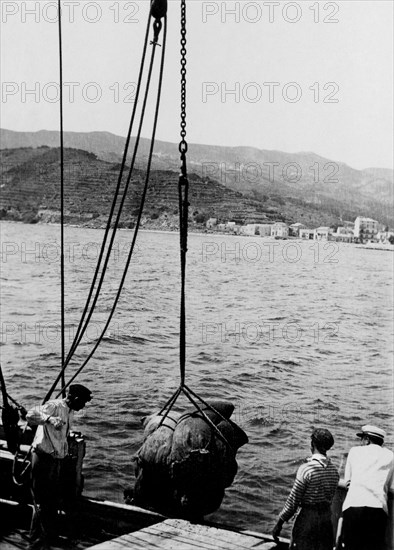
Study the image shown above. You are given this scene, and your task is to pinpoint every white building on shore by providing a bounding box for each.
[257,224,273,237]
[354,217,379,242]
[271,222,289,238]
[206,218,217,229]
[314,227,332,240]
[376,230,394,243]
[299,228,315,240]
[239,224,258,236]
[331,227,354,243]
[289,222,306,237]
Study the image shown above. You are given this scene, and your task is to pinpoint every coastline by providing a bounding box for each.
[1,219,393,249]
[356,243,394,251]
[0,218,279,239]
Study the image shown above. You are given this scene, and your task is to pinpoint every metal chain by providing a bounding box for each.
[178,0,188,386]
[179,0,187,159]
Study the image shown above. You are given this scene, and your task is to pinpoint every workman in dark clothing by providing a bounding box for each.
[272,428,339,550]
[26,384,92,544]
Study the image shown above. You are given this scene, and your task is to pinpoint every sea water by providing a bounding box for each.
[1,221,393,535]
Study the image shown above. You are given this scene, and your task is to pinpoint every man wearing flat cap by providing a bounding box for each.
[272,428,339,549]
[341,424,394,550]
[26,384,92,543]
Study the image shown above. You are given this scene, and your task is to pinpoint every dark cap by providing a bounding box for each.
[68,384,92,402]
[311,428,334,452]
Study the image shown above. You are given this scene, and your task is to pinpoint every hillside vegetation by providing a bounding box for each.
[0,147,277,228]
[1,131,393,229]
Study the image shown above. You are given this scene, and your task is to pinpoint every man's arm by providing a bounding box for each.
[279,474,308,522]
[26,402,63,429]
[384,455,394,494]
[344,449,353,489]
[272,466,308,542]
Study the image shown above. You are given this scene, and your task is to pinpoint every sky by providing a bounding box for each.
[1,0,393,170]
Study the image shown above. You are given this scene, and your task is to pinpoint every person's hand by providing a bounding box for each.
[272,519,284,544]
[48,416,64,430]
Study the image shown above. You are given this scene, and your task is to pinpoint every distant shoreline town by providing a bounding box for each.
[203,216,394,245]
[1,216,394,248]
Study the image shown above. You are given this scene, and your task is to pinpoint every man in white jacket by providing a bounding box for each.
[341,424,394,550]
[26,383,92,543]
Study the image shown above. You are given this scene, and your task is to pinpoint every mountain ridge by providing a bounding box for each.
[1,129,393,228]
[2,128,393,173]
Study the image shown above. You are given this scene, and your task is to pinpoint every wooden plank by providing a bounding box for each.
[0,533,30,550]
[89,530,163,549]
[151,519,266,548]
[89,518,275,550]
[240,529,289,547]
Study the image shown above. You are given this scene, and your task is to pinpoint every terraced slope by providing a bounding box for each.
[0,147,274,228]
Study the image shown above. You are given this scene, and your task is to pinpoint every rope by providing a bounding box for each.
[53,14,168,398]
[61,15,151,366]
[0,364,21,454]
[44,13,151,402]
[45,0,234,457]
[0,363,9,408]
[12,445,31,487]
[6,392,26,415]
[44,8,164,402]
[0,364,31,484]
[58,0,66,397]
[181,387,232,449]
[29,485,47,539]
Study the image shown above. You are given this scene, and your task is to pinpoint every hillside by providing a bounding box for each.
[1,128,393,228]
[0,147,283,228]
[1,132,393,229]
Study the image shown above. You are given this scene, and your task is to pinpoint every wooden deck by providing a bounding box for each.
[89,518,278,549]
[0,504,284,550]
